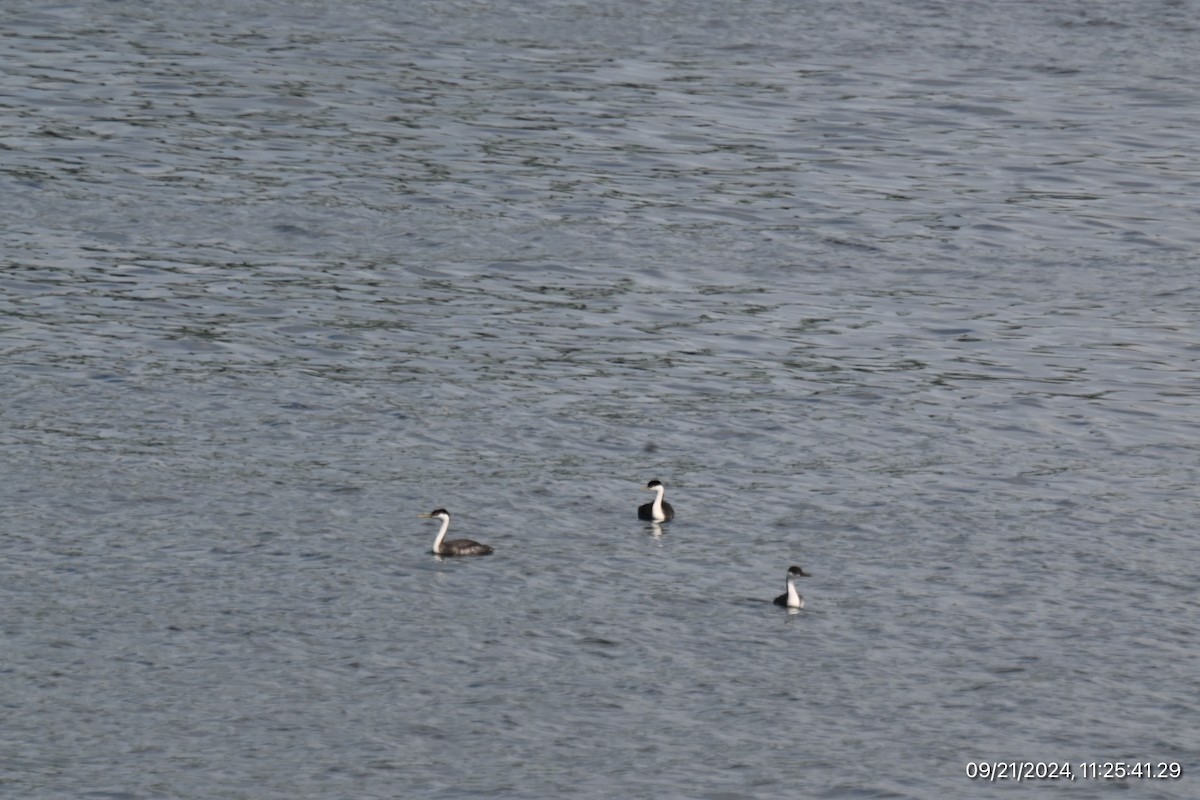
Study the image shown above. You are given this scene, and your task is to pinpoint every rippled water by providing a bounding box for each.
[3,1,1199,798]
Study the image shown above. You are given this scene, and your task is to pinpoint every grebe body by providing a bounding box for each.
[773,565,809,609]
[418,509,494,556]
[637,479,675,522]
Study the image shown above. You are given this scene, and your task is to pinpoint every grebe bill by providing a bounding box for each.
[418,509,494,556]
[773,565,809,609]
[637,479,675,522]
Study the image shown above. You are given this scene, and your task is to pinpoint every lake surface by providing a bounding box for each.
[2,1,1198,797]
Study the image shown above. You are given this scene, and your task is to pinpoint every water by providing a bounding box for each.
[2,1,1198,797]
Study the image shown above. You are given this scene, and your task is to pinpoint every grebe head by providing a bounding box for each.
[418,508,450,521]
[645,480,664,491]
[786,565,809,579]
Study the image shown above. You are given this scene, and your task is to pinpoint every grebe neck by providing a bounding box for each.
[650,484,666,521]
[431,516,450,554]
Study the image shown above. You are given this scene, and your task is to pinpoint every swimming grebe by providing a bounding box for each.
[773,565,809,608]
[637,479,675,522]
[418,509,494,556]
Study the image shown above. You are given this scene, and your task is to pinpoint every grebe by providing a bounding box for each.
[637,479,675,522]
[773,565,809,608]
[418,509,494,556]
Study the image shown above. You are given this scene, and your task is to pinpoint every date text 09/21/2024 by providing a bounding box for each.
[965,761,1183,782]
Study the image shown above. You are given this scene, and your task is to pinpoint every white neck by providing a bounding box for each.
[431,517,450,554]
[651,485,666,521]
[785,579,803,609]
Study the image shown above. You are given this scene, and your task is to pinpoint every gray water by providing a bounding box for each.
[3,1,1199,798]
